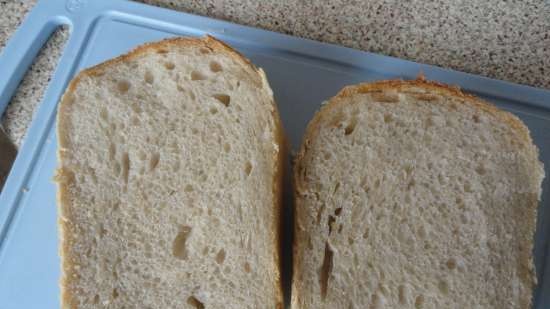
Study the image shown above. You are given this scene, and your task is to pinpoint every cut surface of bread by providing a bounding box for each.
[291,78,544,309]
[56,36,284,309]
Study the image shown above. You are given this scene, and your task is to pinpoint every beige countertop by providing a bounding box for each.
[1,0,549,147]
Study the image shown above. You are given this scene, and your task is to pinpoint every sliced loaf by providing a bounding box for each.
[292,78,544,309]
[56,36,284,309]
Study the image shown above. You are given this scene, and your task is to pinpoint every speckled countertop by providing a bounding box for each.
[1,0,549,147]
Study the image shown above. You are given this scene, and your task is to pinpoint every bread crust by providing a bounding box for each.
[292,77,542,308]
[296,77,533,176]
[57,35,284,308]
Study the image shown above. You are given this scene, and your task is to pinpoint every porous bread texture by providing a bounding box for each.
[292,79,544,309]
[56,36,284,309]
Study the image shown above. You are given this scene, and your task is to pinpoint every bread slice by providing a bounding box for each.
[291,78,544,309]
[56,36,284,309]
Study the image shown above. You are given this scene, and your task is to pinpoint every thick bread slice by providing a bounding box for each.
[291,78,544,309]
[56,36,284,309]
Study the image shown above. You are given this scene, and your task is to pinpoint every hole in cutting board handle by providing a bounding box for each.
[0,24,69,192]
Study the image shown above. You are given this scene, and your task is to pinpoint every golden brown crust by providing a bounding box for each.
[267,73,286,306]
[336,78,529,134]
[272,117,287,307]
[294,78,534,190]
[57,35,284,308]
[83,35,257,78]
[60,35,258,106]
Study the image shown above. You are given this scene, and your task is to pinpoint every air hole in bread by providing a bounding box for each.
[198,170,208,182]
[244,161,253,176]
[149,152,160,171]
[121,152,130,184]
[199,47,210,54]
[223,143,231,153]
[176,85,185,92]
[316,203,326,225]
[215,248,226,264]
[425,117,434,128]
[383,113,393,123]
[328,215,336,235]
[109,143,116,160]
[334,207,343,216]
[475,164,486,175]
[92,294,100,304]
[415,295,425,308]
[244,262,251,273]
[144,71,154,84]
[156,48,168,54]
[85,246,92,257]
[437,173,445,185]
[112,288,119,299]
[113,162,121,176]
[99,107,109,121]
[344,117,357,135]
[189,91,196,101]
[446,258,457,270]
[164,62,175,70]
[117,80,130,93]
[363,227,369,239]
[210,107,218,115]
[213,94,231,107]
[172,225,192,260]
[209,61,223,72]
[109,123,116,135]
[191,71,206,81]
[463,182,472,193]
[407,179,415,190]
[319,242,334,300]
[187,296,205,309]
[184,184,193,192]
[98,223,106,238]
[202,246,209,256]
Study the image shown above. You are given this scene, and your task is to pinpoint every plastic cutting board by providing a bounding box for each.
[0,0,549,307]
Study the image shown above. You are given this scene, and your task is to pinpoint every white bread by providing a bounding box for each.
[56,36,284,309]
[291,78,544,309]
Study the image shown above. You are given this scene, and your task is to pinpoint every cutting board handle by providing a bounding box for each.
[0,0,94,232]
[0,3,62,115]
